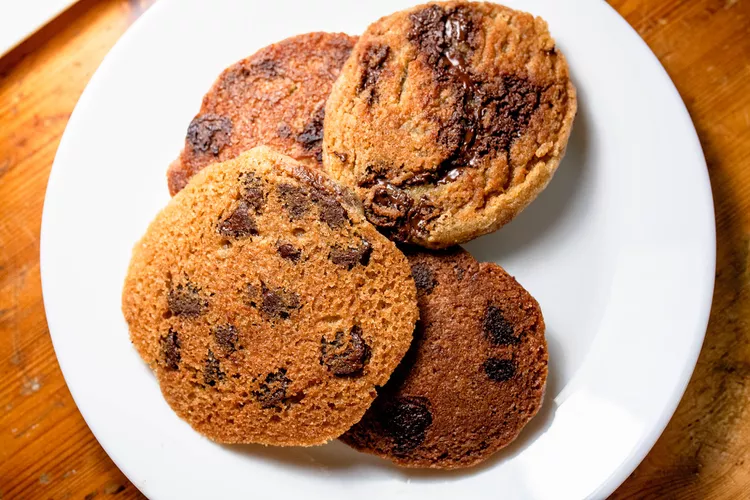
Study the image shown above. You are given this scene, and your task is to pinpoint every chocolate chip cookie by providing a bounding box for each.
[323,2,577,248]
[341,248,547,468]
[124,147,418,445]
[167,32,356,195]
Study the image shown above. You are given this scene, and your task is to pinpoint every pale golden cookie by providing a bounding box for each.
[124,147,418,445]
[324,1,576,248]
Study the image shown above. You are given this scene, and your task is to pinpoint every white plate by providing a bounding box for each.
[40,0,715,499]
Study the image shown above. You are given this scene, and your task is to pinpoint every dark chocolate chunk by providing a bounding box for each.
[253,368,291,409]
[167,282,207,317]
[289,163,359,208]
[213,324,238,352]
[248,58,281,79]
[296,105,325,162]
[276,241,301,262]
[317,196,348,229]
[411,262,437,295]
[364,183,413,229]
[408,197,440,238]
[186,114,232,156]
[363,184,439,241]
[160,329,181,370]
[357,43,390,104]
[483,305,519,345]
[320,326,371,376]
[329,240,372,270]
[204,350,225,386]
[484,358,516,382]
[278,184,310,220]
[218,200,258,239]
[239,171,265,212]
[260,283,301,319]
[358,162,391,188]
[454,264,466,281]
[380,396,433,454]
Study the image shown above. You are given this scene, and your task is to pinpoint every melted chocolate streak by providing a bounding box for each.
[441,16,481,171]
[410,7,544,188]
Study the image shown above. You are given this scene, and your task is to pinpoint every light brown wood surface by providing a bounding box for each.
[0,0,748,498]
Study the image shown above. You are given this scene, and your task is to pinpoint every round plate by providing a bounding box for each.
[40,0,715,498]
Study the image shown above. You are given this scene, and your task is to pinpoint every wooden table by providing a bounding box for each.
[1,0,748,498]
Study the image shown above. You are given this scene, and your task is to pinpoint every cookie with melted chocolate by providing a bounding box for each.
[323,2,577,248]
[168,32,356,195]
[124,147,418,445]
[341,247,547,468]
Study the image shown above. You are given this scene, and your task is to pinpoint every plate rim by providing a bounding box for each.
[40,0,716,498]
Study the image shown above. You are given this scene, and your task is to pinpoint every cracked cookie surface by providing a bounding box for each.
[124,147,417,445]
[323,1,576,248]
[168,32,356,195]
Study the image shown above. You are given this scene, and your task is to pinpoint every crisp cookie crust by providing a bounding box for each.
[323,1,576,248]
[341,247,547,468]
[168,32,356,195]
[124,147,417,445]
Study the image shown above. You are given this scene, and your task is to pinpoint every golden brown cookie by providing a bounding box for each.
[124,147,418,445]
[168,32,356,195]
[323,1,577,248]
[341,247,547,468]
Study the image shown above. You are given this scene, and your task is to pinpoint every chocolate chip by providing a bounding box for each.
[160,329,181,370]
[358,162,390,188]
[409,4,479,68]
[260,283,301,319]
[411,262,437,294]
[213,324,238,352]
[289,163,359,208]
[317,196,348,229]
[320,326,371,376]
[474,75,541,153]
[380,396,433,454]
[318,199,348,228]
[204,350,225,386]
[186,114,232,155]
[483,305,519,345]
[364,183,413,230]
[248,58,281,79]
[328,240,372,270]
[218,200,258,239]
[253,368,290,409]
[167,282,207,317]
[408,197,440,238]
[454,264,466,281]
[363,184,439,241]
[276,241,301,262]
[239,171,265,212]
[296,106,325,162]
[484,358,516,382]
[278,184,310,220]
[357,43,390,104]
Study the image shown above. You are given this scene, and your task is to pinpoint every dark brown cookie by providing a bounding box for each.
[323,1,576,248]
[341,247,547,468]
[124,147,418,445]
[168,32,356,195]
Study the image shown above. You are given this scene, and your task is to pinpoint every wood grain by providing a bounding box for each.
[0,0,748,498]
